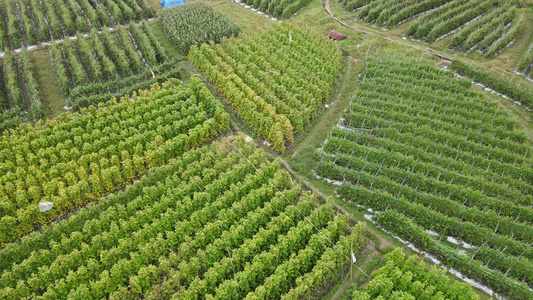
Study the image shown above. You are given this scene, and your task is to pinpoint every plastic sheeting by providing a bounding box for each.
[161,0,185,8]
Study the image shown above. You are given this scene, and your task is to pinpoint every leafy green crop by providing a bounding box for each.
[316,55,533,298]
[0,135,367,299]
[353,248,479,299]
[159,2,241,54]
[0,76,229,245]
[0,0,154,50]
[190,24,341,153]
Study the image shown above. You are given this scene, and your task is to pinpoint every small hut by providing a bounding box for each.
[327,30,347,41]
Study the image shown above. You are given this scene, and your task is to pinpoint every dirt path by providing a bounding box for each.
[330,239,377,300]
[275,154,394,252]
[324,0,451,62]
[286,55,358,161]
[278,156,387,298]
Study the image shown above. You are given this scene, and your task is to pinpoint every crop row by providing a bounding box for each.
[190,24,341,153]
[405,0,489,42]
[0,0,153,50]
[0,49,44,123]
[408,0,522,56]
[517,34,533,77]
[449,6,516,52]
[321,137,533,227]
[49,21,168,108]
[352,248,478,299]
[338,0,521,55]
[0,76,230,245]
[451,59,533,108]
[0,135,368,299]
[71,62,186,110]
[240,0,313,19]
[159,2,241,54]
[316,55,533,298]
[375,210,532,299]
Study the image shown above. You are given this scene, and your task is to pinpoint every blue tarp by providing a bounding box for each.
[161,0,185,8]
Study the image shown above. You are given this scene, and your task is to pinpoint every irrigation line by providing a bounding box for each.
[332,269,351,299]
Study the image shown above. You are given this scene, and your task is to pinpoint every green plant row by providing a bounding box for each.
[323,134,533,222]
[450,6,515,51]
[337,181,532,263]
[2,145,273,298]
[338,0,519,55]
[0,138,232,271]
[517,44,533,76]
[124,181,305,299]
[348,78,525,144]
[344,105,532,174]
[320,148,533,242]
[315,55,533,298]
[451,59,533,108]
[1,49,45,122]
[485,17,523,58]
[71,66,185,110]
[352,248,479,299]
[0,76,230,245]
[0,0,153,50]
[159,2,241,54]
[363,0,452,27]
[375,210,532,299]
[425,1,490,43]
[325,126,530,204]
[241,0,313,19]
[407,0,486,39]
[0,135,368,299]
[50,22,168,107]
[190,24,341,153]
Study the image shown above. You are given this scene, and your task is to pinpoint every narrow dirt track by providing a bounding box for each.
[324,0,451,62]
[276,156,394,251]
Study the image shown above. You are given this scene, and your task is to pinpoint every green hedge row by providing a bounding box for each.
[450,59,533,108]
